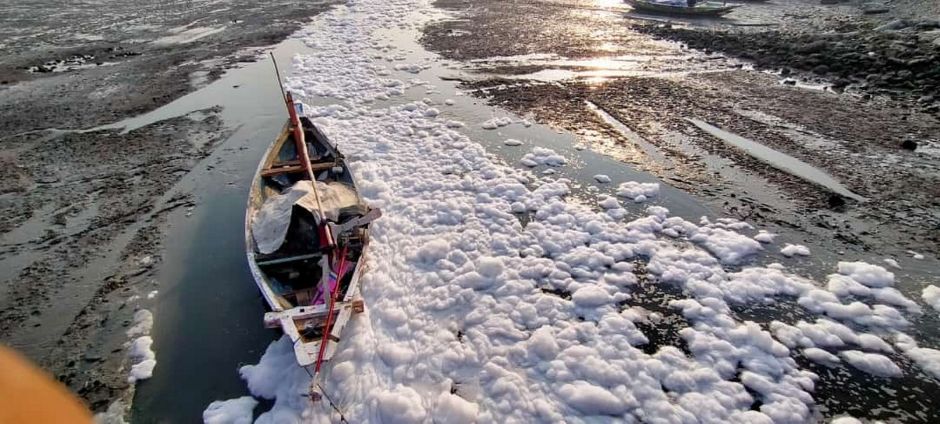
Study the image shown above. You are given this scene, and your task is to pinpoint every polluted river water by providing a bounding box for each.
[127,37,320,421]
[125,4,939,422]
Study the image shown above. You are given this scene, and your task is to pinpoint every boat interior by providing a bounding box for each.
[251,117,368,326]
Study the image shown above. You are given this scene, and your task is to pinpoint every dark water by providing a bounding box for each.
[129,39,312,423]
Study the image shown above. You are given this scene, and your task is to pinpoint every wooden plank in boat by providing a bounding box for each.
[271,157,327,167]
[256,252,323,267]
[263,302,352,327]
[260,161,338,177]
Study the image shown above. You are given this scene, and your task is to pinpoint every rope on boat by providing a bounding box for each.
[298,366,347,422]
[316,382,349,424]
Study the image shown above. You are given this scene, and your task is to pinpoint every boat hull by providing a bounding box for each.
[625,0,739,16]
[245,116,373,372]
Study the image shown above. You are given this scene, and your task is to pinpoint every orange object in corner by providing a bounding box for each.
[0,345,92,423]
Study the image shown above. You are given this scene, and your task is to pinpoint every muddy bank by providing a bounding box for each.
[0,111,226,411]
[423,0,647,60]
[635,12,940,109]
[0,0,337,137]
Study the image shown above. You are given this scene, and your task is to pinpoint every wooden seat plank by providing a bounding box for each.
[261,161,338,177]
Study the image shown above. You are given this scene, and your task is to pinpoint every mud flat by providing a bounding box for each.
[635,2,940,109]
[0,113,225,411]
[0,0,336,415]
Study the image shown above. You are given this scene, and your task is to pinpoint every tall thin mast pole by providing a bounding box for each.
[270,53,288,104]
[270,54,326,218]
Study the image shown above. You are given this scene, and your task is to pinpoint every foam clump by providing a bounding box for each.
[520,147,567,167]
[433,393,479,424]
[571,285,613,307]
[754,230,776,243]
[203,397,257,424]
[376,387,428,422]
[895,333,940,379]
[481,117,512,129]
[839,350,902,377]
[557,381,631,416]
[126,309,156,383]
[128,336,156,383]
[802,348,840,366]
[616,181,659,201]
[837,261,894,288]
[781,244,810,257]
[923,285,940,313]
[689,226,762,265]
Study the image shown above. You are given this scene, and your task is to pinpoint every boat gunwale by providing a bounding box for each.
[245,116,372,363]
[245,121,293,312]
[625,0,739,15]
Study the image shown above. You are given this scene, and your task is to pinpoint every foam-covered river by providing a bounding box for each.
[130,0,939,422]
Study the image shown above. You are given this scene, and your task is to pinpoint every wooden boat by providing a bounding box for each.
[245,89,380,399]
[625,0,739,16]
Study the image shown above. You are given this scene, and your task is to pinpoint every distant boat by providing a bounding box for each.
[625,0,740,16]
[245,86,380,399]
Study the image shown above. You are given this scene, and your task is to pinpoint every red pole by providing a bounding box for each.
[314,246,348,373]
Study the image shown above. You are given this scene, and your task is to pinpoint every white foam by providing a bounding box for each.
[615,181,659,201]
[690,226,762,265]
[571,285,613,307]
[203,397,257,424]
[557,381,630,416]
[802,348,840,366]
[433,392,479,424]
[839,350,902,377]
[128,336,156,383]
[908,250,925,260]
[754,230,776,244]
[781,244,810,257]
[126,309,153,338]
[126,309,156,383]
[895,333,940,379]
[520,147,567,167]
[376,387,428,422]
[837,262,894,288]
[597,195,620,210]
[923,285,940,313]
[481,117,512,129]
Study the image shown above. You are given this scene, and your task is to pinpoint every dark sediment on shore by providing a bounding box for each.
[0,111,227,411]
[635,17,940,111]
